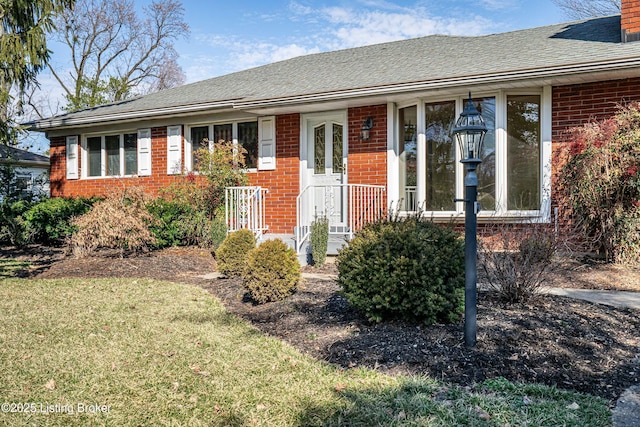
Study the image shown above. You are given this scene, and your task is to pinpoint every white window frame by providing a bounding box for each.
[185,120,259,173]
[391,87,552,222]
[81,132,139,179]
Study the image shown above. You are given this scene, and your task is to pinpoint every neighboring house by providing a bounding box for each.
[0,144,50,200]
[26,0,640,253]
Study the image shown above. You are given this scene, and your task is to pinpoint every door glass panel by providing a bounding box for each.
[332,124,343,174]
[314,125,326,174]
[473,97,496,211]
[507,95,541,210]
[124,133,137,175]
[425,101,456,211]
[399,106,417,211]
[87,136,102,177]
[238,121,258,169]
[106,135,120,176]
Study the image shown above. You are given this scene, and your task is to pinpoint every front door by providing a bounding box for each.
[303,113,347,229]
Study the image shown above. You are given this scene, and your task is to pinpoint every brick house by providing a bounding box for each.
[28,1,640,253]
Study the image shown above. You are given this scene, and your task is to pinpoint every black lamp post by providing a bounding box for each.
[452,93,487,348]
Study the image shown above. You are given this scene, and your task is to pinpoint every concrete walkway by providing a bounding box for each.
[544,287,640,310]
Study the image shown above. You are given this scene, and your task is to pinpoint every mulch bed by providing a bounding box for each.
[2,245,639,404]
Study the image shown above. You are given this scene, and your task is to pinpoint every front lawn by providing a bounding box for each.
[0,278,611,426]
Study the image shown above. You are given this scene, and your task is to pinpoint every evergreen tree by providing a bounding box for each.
[0,0,73,144]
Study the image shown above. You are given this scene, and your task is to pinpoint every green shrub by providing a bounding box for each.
[215,229,256,277]
[243,239,300,304]
[21,197,96,246]
[310,216,329,266]
[147,198,229,249]
[0,200,32,246]
[336,217,464,324]
[147,198,193,248]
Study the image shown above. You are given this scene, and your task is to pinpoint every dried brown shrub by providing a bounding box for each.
[479,222,558,303]
[71,187,157,257]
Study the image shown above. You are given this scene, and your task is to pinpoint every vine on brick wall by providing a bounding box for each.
[560,102,640,264]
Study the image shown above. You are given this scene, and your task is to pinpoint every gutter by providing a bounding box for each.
[27,99,239,131]
[27,56,640,130]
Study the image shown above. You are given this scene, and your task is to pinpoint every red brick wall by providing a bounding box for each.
[347,105,388,189]
[248,114,300,235]
[622,0,640,38]
[49,126,186,197]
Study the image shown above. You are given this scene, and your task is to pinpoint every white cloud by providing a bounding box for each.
[182,1,503,82]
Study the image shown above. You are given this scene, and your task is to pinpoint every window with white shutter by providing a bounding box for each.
[258,116,276,171]
[167,125,182,175]
[137,128,152,176]
[66,136,79,180]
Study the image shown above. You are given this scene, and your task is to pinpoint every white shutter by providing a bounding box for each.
[137,128,152,176]
[167,125,182,175]
[258,116,276,171]
[66,136,79,180]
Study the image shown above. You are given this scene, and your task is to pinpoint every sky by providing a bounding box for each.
[25,0,570,152]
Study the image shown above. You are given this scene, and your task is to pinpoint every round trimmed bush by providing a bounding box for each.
[243,238,301,304]
[215,229,256,277]
[336,217,464,324]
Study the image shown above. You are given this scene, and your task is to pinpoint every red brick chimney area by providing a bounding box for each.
[621,0,640,42]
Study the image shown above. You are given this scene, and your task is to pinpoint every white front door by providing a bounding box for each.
[303,113,347,229]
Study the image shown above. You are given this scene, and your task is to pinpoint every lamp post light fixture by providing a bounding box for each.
[452,93,487,348]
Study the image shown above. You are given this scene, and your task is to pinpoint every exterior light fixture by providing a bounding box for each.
[361,117,373,140]
[452,93,487,348]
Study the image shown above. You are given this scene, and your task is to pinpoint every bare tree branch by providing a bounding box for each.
[551,0,620,20]
[47,0,189,112]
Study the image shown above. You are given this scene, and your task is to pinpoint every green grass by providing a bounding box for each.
[0,258,30,279]
[0,278,612,426]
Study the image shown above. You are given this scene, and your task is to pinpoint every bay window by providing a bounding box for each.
[396,91,548,218]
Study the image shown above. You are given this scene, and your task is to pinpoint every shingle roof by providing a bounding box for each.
[0,145,49,166]
[30,15,640,128]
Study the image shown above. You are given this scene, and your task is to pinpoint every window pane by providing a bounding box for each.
[473,97,496,211]
[238,121,258,169]
[124,133,137,175]
[332,124,343,174]
[425,101,456,211]
[191,126,209,170]
[213,124,232,144]
[314,125,326,174]
[106,135,120,176]
[399,106,417,211]
[507,95,541,210]
[87,136,102,177]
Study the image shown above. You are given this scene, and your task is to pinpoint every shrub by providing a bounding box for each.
[21,197,96,246]
[336,217,464,324]
[0,200,32,246]
[479,223,557,304]
[70,187,156,257]
[215,229,256,277]
[147,198,193,248]
[559,102,640,264]
[310,216,329,266]
[243,239,301,304]
[194,141,249,218]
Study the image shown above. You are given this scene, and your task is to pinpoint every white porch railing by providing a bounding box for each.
[295,184,386,253]
[225,186,268,240]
